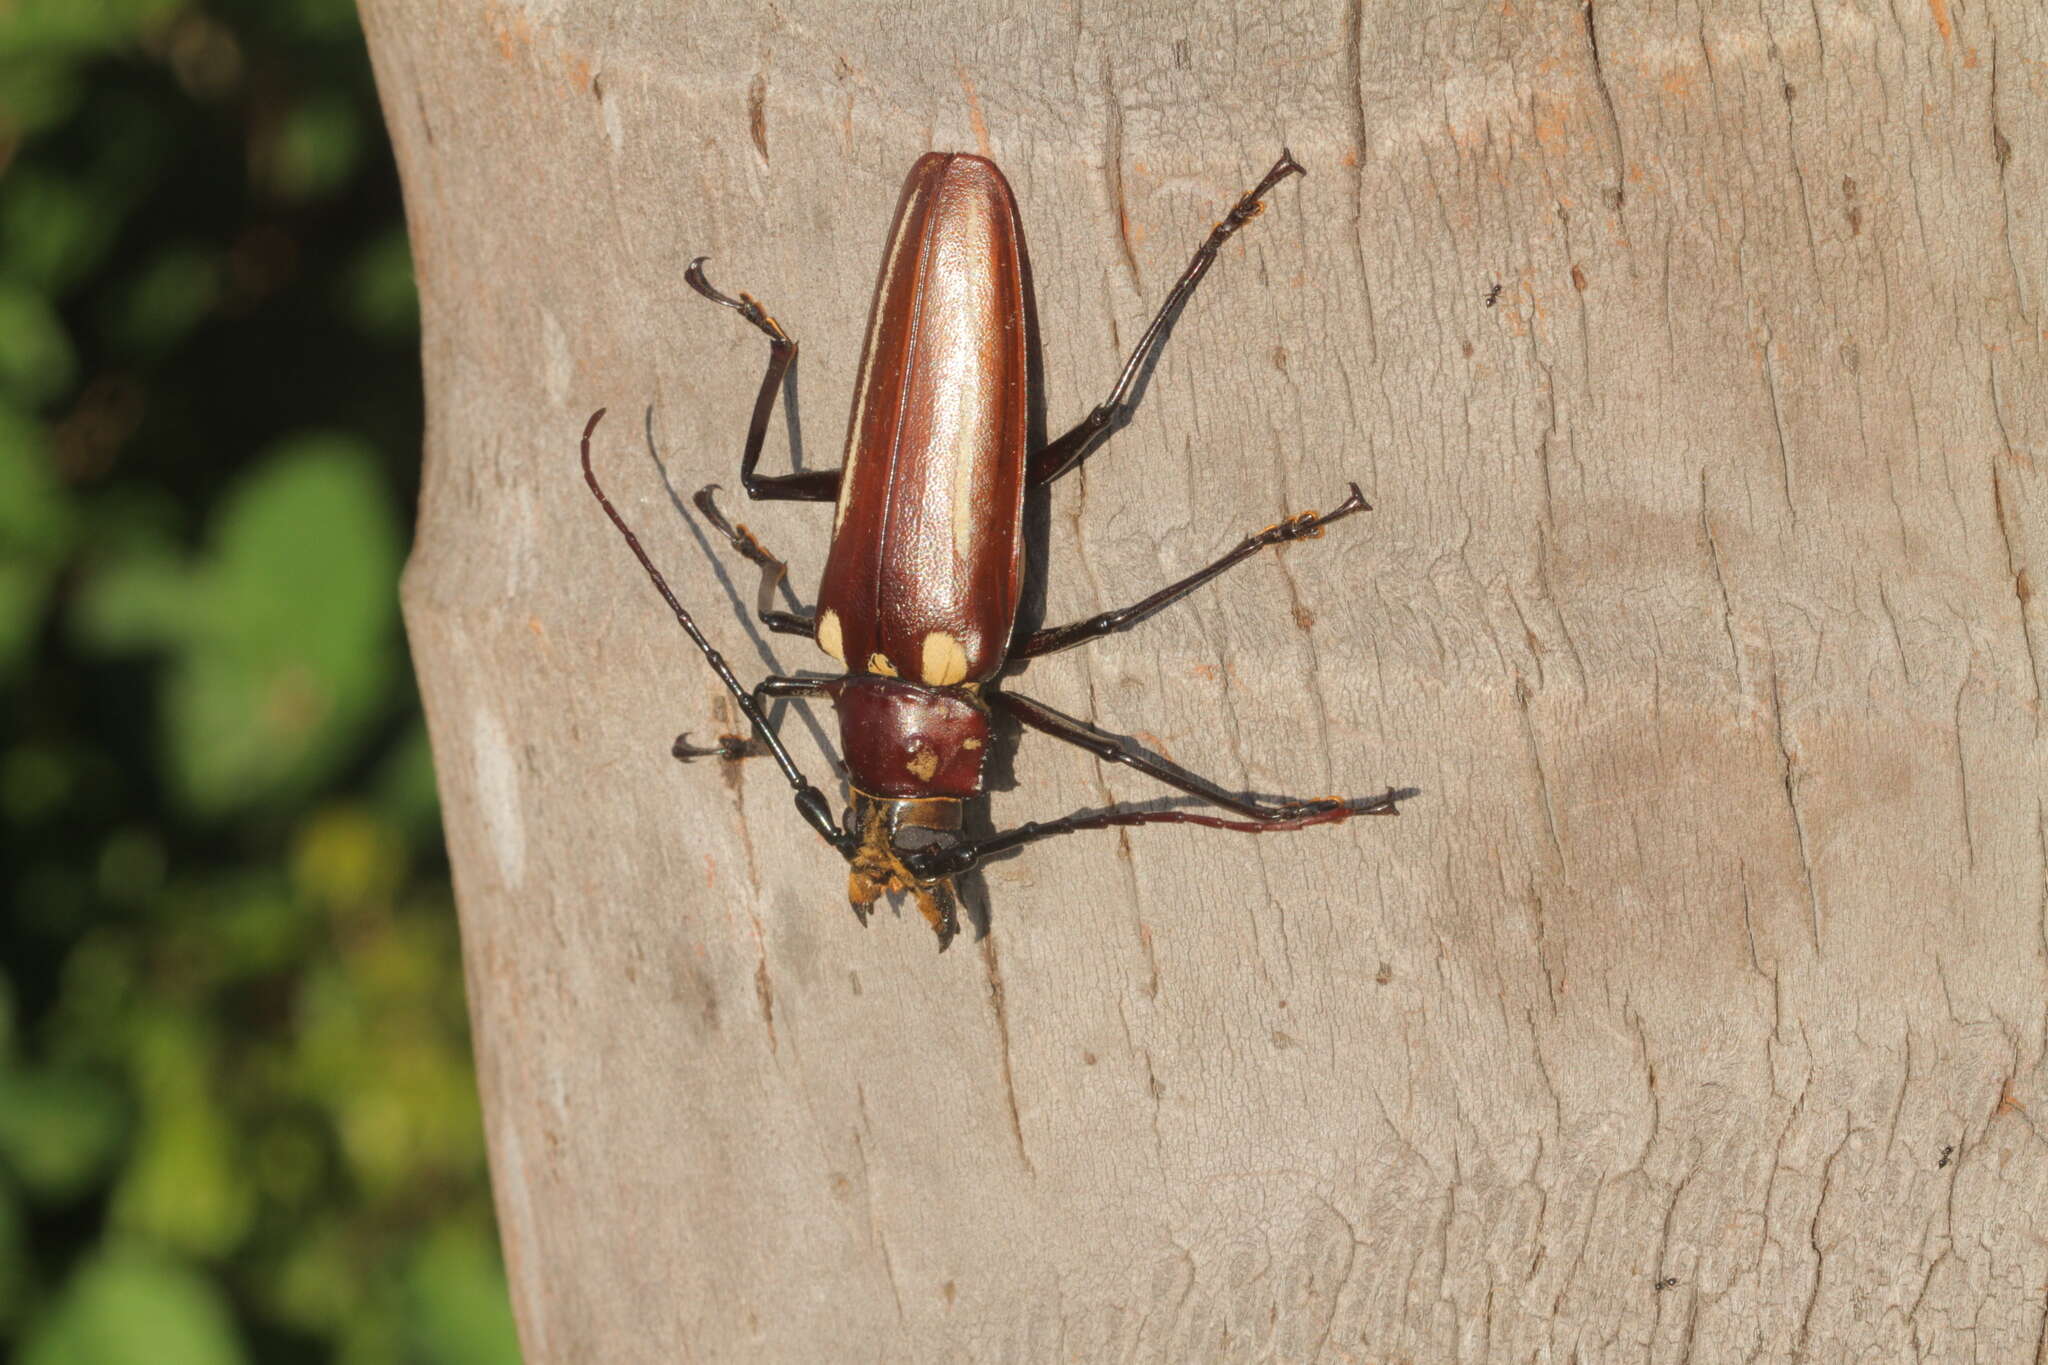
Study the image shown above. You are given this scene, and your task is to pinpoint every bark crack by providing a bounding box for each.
[1515,674,1567,870]
[980,935,1036,1175]
[1766,656,1822,949]
[1700,469,1745,688]
[1578,0,1629,218]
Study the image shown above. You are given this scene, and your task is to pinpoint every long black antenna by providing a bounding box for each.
[579,409,851,853]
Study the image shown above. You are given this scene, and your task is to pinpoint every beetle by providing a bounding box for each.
[582,149,1396,947]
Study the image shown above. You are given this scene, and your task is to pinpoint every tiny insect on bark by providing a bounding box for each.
[582,149,1397,948]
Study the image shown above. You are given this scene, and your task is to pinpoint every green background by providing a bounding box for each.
[1,0,520,1359]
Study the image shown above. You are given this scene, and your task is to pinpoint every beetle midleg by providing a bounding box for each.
[691,485,815,637]
[993,688,1345,822]
[1027,151,1307,487]
[686,258,841,503]
[672,675,827,761]
[1015,483,1370,658]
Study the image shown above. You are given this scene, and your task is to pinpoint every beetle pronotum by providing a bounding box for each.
[583,149,1396,947]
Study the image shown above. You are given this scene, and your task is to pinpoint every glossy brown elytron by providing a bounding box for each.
[817,155,1029,695]
[582,150,1397,948]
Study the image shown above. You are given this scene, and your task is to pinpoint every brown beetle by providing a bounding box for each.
[583,151,1395,946]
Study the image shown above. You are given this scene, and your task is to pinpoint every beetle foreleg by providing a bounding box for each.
[672,675,827,763]
[686,257,842,503]
[1028,150,1307,487]
[1015,484,1370,657]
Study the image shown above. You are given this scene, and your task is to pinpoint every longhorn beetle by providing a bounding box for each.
[583,150,1397,947]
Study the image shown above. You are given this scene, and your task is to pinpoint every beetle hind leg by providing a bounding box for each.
[1028,151,1308,487]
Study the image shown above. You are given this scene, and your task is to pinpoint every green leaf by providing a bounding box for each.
[0,0,180,58]
[0,1177,25,1328]
[404,1224,521,1365]
[0,59,82,135]
[0,969,15,1062]
[264,95,361,202]
[70,541,198,651]
[0,281,75,403]
[291,804,405,912]
[108,246,220,354]
[372,720,442,842]
[0,403,72,678]
[19,1247,247,1365]
[108,1014,254,1256]
[0,166,113,290]
[0,1066,128,1199]
[340,229,418,340]
[151,433,399,816]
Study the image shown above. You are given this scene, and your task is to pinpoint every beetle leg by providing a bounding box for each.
[686,257,841,503]
[1028,151,1306,487]
[691,484,816,637]
[901,791,1402,886]
[1015,484,1369,658]
[992,688,1359,822]
[673,675,827,762]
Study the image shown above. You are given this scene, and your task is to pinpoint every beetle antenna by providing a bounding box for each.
[580,408,853,855]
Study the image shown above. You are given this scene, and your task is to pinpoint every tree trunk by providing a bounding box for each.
[359,0,2047,1358]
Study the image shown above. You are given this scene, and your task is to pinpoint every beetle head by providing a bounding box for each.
[845,792,965,948]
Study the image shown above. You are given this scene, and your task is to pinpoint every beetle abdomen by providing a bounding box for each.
[814,153,1028,688]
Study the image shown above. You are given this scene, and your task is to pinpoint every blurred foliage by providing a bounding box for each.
[1,1,519,1361]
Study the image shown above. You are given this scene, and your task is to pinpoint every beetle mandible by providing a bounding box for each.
[583,150,1396,947]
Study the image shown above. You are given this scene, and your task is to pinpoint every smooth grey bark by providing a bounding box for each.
[360,0,2048,1359]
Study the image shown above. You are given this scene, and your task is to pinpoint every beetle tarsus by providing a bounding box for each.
[685,257,789,343]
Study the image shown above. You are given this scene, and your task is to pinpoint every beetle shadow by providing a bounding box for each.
[637,405,842,779]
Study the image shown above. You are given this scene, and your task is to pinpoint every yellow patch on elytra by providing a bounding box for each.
[868,652,898,677]
[962,737,982,750]
[816,609,844,662]
[921,630,968,686]
[905,746,939,782]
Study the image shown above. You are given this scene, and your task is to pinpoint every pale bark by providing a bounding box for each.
[360,0,2048,1359]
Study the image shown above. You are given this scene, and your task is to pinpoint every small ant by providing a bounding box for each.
[1938,1144,1954,1169]
[1484,281,1503,308]
[1653,1276,1680,1292]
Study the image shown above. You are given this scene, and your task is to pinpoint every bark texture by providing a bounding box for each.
[360,0,2048,1358]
